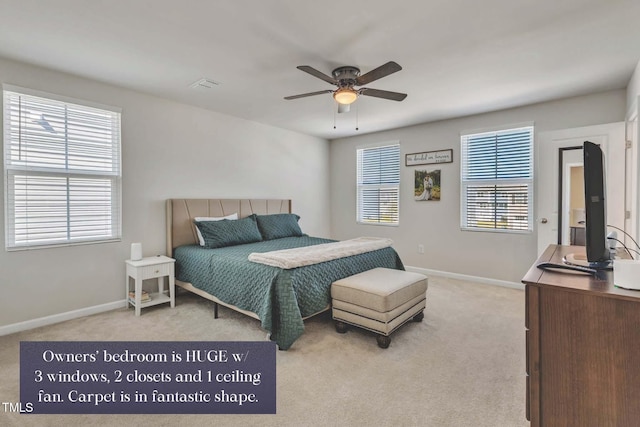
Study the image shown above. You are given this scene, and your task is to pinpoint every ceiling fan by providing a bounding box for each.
[284,61,407,112]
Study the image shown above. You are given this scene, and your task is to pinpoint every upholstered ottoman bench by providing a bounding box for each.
[331,268,428,348]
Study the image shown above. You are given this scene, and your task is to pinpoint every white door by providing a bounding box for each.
[625,117,638,247]
[537,123,625,256]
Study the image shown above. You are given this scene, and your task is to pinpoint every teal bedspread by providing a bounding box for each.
[174,236,404,350]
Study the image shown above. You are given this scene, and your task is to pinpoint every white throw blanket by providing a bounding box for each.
[248,237,394,269]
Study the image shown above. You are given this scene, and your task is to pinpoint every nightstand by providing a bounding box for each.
[125,255,176,316]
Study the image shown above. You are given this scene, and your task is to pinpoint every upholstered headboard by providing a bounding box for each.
[166,199,292,256]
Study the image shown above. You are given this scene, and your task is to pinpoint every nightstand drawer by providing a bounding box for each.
[138,262,172,280]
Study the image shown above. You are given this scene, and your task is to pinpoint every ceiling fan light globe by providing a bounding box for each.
[333,88,358,105]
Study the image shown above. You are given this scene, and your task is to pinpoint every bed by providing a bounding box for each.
[166,198,404,350]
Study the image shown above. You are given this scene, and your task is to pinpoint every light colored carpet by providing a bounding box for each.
[0,276,528,427]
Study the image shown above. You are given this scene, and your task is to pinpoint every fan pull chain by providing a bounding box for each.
[333,101,337,129]
[355,102,359,131]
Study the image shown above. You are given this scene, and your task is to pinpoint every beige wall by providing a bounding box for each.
[0,58,330,329]
[627,60,640,114]
[330,90,627,283]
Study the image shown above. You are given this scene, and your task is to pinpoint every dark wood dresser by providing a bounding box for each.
[522,245,640,427]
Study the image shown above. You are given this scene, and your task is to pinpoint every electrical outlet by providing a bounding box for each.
[418,244,425,254]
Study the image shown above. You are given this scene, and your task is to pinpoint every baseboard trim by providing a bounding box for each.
[0,300,127,336]
[405,266,523,290]
[0,268,521,336]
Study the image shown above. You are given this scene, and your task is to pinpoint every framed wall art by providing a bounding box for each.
[405,149,453,166]
[414,169,441,201]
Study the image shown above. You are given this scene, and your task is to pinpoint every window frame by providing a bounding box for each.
[3,85,122,250]
[356,142,401,226]
[460,125,534,234]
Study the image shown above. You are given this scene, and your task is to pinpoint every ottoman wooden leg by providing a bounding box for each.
[335,320,348,334]
[376,335,391,349]
[413,310,424,322]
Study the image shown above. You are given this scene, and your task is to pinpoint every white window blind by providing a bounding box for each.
[460,126,533,232]
[3,88,122,249]
[357,143,400,225]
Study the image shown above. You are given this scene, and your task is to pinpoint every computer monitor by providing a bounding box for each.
[583,140,611,268]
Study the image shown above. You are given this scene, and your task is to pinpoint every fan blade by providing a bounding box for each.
[360,88,407,101]
[297,65,338,85]
[356,61,402,86]
[284,90,333,100]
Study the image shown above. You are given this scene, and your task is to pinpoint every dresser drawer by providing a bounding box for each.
[526,374,530,421]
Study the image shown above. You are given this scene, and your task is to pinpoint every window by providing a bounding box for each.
[357,143,400,225]
[3,86,121,250]
[460,126,533,232]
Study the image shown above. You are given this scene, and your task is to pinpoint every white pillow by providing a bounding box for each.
[194,213,239,246]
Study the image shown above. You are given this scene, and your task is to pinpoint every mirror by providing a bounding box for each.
[558,146,585,246]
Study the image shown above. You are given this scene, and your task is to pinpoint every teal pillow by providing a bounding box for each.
[195,214,262,248]
[256,213,304,240]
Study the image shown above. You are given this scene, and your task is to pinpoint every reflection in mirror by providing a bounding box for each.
[567,165,585,245]
[559,147,585,246]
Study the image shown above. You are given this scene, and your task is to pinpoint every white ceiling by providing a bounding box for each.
[1,0,639,139]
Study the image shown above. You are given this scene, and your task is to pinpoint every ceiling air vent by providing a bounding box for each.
[189,78,220,89]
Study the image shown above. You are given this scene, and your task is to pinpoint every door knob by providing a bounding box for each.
[541,218,548,224]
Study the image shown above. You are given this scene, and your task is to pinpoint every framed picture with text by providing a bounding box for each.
[405,149,453,166]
